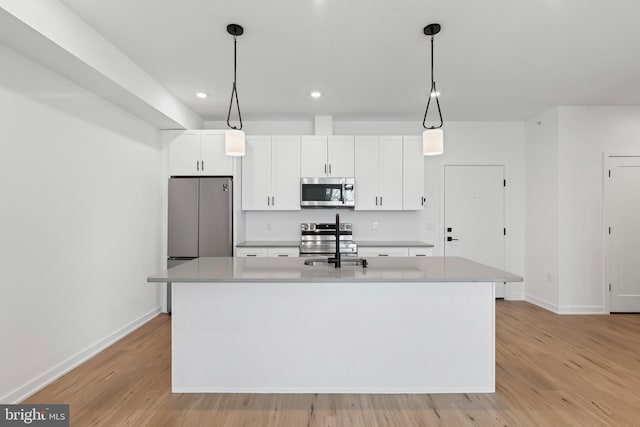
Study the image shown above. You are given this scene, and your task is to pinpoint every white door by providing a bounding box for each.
[241,136,271,210]
[444,165,506,297]
[201,132,232,175]
[402,136,425,210]
[168,131,201,176]
[378,136,403,210]
[271,136,301,210]
[608,156,640,312]
[328,136,355,177]
[300,136,327,177]
[354,136,379,210]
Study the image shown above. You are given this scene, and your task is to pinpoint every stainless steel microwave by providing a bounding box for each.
[300,177,355,208]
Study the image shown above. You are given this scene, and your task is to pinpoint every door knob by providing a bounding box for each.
[447,236,459,242]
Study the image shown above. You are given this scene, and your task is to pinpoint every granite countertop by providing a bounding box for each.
[357,241,434,248]
[236,241,300,248]
[147,256,523,284]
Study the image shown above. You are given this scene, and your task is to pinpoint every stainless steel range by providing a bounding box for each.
[299,222,358,256]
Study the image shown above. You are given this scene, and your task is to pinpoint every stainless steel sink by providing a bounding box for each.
[303,257,368,267]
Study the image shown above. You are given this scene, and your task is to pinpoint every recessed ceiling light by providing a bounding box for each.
[196,92,208,99]
[310,91,322,98]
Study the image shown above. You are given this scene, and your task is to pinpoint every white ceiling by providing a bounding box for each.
[58,0,640,122]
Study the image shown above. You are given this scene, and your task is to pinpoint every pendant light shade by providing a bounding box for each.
[225,24,245,157]
[422,23,444,156]
[225,129,245,156]
[423,129,443,156]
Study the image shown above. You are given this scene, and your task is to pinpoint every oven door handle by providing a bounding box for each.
[341,182,346,204]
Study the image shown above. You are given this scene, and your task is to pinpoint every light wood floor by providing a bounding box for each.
[25,301,640,426]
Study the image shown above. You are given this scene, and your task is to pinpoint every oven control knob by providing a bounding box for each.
[310,224,316,231]
[301,224,308,231]
[345,224,351,230]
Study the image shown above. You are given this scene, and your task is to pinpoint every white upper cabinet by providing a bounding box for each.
[355,136,403,211]
[271,136,301,210]
[402,136,425,210]
[327,136,355,177]
[201,131,233,176]
[242,136,271,210]
[242,136,301,211]
[378,136,403,210]
[300,136,327,177]
[167,130,232,176]
[301,136,354,177]
[354,136,379,210]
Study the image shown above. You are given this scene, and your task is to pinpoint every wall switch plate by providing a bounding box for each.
[372,221,378,230]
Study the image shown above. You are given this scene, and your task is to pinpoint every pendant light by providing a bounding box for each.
[225,24,245,156]
[422,23,444,156]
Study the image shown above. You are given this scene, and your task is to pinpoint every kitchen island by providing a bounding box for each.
[148,256,522,394]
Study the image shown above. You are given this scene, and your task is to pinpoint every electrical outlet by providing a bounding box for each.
[372,221,378,230]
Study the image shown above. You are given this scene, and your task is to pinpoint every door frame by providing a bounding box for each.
[440,163,509,269]
[602,150,640,314]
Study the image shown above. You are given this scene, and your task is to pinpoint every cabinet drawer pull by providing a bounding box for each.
[379,254,389,257]
[277,254,288,257]
[246,254,257,257]
[415,254,426,257]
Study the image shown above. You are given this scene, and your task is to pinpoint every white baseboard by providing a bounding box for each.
[526,295,607,315]
[1,307,161,404]
[526,295,560,313]
[557,305,606,315]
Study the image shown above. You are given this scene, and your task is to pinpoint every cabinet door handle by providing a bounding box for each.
[324,164,327,174]
[267,196,270,206]
[196,160,200,171]
[329,164,332,174]
[380,196,383,206]
[375,196,378,206]
[271,196,275,206]
[201,160,204,170]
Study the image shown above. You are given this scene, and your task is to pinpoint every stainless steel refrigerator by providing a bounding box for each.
[167,177,233,312]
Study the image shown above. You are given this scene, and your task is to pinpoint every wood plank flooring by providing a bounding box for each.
[24,301,640,426]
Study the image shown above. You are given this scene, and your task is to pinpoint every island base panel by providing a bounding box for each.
[172,281,495,393]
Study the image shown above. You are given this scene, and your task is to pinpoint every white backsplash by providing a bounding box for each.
[243,210,425,242]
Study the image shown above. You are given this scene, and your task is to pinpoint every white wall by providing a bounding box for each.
[0,43,162,403]
[524,108,560,311]
[213,119,526,299]
[557,107,640,313]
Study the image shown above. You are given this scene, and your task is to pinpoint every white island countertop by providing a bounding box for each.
[147,256,522,283]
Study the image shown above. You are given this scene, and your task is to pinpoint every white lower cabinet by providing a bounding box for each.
[408,247,433,257]
[266,247,299,257]
[358,247,409,257]
[358,247,433,257]
[236,247,269,257]
[236,247,299,257]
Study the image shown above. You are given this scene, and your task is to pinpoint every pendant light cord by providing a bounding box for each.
[422,35,443,130]
[227,35,243,130]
